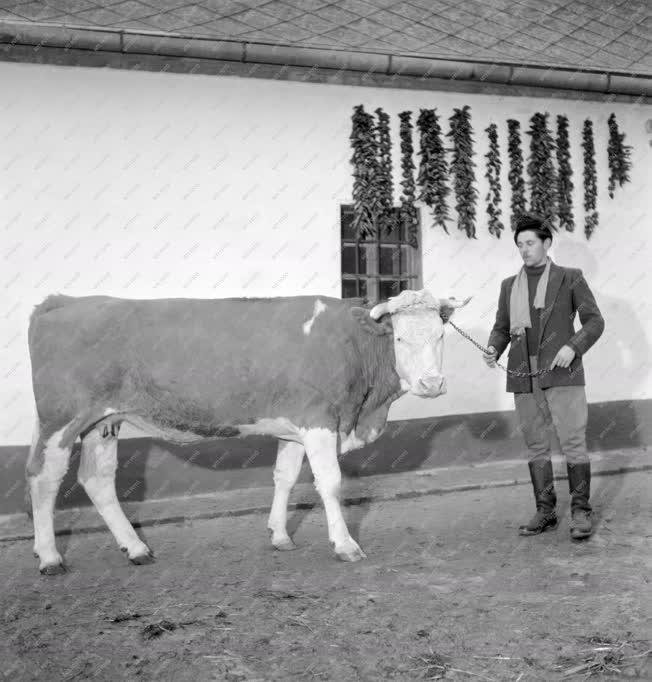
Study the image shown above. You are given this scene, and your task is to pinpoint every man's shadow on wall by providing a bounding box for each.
[553,239,648,450]
[553,238,650,528]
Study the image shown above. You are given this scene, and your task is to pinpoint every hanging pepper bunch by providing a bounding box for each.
[375,107,395,234]
[582,118,599,239]
[416,108,450,234]
[485,123,504,237]
[507,119,526,229]
[527,112,557,230]
[399,111,419,248]
[607,113,632,199]
[556,114,575,232]
[350,105,380,240]
[447,105,478,239]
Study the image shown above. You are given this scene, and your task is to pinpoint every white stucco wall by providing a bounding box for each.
[1,61,650,445]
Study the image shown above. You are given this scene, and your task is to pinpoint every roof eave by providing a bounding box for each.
[1,21,650,102]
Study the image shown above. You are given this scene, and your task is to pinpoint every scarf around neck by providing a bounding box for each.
[509,256,552,338]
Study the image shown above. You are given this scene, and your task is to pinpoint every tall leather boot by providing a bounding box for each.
[519,459,558,536]
[567,462,592,540]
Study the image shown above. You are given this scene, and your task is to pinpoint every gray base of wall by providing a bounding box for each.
[0,399,649,516]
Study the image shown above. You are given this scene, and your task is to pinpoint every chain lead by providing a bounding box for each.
[447,321,553,378]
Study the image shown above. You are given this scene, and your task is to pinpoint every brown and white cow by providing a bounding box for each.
[26,289,469,574]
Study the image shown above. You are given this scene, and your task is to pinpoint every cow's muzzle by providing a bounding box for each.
[412,374,447,397]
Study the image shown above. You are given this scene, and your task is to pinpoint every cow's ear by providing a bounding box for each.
[351,307,393,336]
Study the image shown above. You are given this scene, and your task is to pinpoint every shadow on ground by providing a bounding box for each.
[0,399,647,515]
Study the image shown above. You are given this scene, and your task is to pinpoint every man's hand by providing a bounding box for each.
[483,345,498,368]
[550,344,576,370]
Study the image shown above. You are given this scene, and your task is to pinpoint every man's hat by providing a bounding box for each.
[513,213,553,243]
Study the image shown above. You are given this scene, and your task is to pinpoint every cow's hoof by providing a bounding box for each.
[334,542,367,562]
[268,528,296,551]
[129,550,155,566]
[37,549,66,575]
[336,549,366,562]
[40,562,67,576]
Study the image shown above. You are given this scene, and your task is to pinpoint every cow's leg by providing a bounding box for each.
[27,421,72,575]
[267,440,304,550]
[302,428,366,562]
[78,423,154,565]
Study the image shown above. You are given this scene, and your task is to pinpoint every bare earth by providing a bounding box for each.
[1,470,650,681]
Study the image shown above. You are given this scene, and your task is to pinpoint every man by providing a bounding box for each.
[483,214,604,539]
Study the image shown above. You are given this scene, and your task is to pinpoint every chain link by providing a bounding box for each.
[447,320,553,378]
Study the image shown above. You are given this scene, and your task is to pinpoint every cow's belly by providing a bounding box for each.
[237,418,302,442]
[109,413,304,445]
[96,412,376,452]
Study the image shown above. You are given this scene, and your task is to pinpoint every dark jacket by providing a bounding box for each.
[488,261,605,393]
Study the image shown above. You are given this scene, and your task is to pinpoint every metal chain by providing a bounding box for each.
[447,320,553,378]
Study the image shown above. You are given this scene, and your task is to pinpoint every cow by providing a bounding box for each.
[26,289,469,574]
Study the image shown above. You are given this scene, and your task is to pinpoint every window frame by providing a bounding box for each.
[340,204,422,303]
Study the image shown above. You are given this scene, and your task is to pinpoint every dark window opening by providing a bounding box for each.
[340,205,421,303]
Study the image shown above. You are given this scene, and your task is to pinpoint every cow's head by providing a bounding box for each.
[362,289,470,398]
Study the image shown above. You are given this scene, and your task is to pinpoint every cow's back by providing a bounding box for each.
[28,294,378,431]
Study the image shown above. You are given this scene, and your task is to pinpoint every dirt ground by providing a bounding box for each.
[1,470,650,681]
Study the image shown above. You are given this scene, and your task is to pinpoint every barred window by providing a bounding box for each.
[340,205,421,302]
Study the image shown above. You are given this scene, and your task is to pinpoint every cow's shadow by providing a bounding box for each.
[55,434,282,510]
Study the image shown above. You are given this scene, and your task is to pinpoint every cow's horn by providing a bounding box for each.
[443,296,472,308]
[369,301,391,319]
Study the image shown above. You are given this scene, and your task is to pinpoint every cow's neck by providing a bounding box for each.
[356,331,404,411]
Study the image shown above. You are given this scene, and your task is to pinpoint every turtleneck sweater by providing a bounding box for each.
[524,262,547,355]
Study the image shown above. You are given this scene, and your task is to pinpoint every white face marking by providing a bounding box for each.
[302,298,327,335]
[391,310,447,398]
